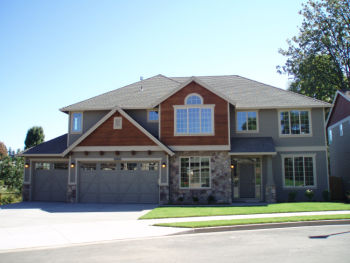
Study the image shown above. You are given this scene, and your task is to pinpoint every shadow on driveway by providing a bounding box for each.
[0,202,158,213]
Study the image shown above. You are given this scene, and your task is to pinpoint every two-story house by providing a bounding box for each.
[326,90,350,195]
[20,75,330,204]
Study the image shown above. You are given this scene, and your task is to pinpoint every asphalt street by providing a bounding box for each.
[1,224,349,263]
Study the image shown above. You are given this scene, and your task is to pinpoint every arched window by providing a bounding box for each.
[185,94,203,105]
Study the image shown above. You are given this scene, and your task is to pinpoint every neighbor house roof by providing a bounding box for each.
[229,137,276,155]
[20,134,67,156]
[60,74,330,112]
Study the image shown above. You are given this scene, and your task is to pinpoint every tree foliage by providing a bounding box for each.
[0,141,7,158]
[0,155,24,191]
[277,0,350,102]
[24,126,45,149]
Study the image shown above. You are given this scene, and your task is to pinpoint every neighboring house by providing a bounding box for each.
[326,90,350,193]
[20,75,331,204]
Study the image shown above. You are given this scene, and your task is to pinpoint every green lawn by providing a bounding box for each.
[140,202,350,219]
[155,214,350,228]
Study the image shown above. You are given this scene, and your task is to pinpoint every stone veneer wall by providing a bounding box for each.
[67,185,76,203]
[169,151,232,204]
[22,184,30,201]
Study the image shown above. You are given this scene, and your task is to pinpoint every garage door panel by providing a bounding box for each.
[79,161,159,204]
[33,165,68,202]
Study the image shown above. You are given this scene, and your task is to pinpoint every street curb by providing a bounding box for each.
[169,219,350,235]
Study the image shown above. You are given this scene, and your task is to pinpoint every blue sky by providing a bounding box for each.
[0,0,306,151]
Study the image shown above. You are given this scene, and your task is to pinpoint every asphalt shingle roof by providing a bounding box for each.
[60,74,330,112]
[22,134,67,155]
[230,137,276,153]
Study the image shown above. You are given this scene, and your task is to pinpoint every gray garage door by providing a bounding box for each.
[33,162,68,202]
[79,161,159,204]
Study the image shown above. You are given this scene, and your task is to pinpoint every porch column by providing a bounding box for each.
[265,156,276,203]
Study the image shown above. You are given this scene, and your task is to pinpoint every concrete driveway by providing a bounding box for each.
[0,202,185,251]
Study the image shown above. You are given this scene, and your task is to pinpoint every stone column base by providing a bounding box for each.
[67,185,77,203]
[159,186,169,205]
[265,185,276,203]
[22,184,31,201]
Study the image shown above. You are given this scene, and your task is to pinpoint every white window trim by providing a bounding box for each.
[236,110,259,133]
[179,156,211,189]
[113,117,122,129]
[281,153,317,189]
[173,104,215,136]
[278,109,313,137]
[184,93,203,105]
[70,112,83,134]
[147,109,159,123]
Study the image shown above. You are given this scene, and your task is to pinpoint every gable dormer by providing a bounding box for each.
[159,80,230,149]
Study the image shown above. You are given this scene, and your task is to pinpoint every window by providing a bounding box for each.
[280,110,310,135]
[328,128,333,144]
[121,162,137,170]
[237,111,257,131]
[71,112,83,133]
[186,95,202,105]
[283,156,315,187]
[35,162,50,170]
[174,94,214,135]
[148,110,159,122]
[101,163,116,171]
[180,157,210,188]
[340,124,343,136]
[80,163,96,171]
[141,162,159,171]
[113,117,122,129]
[54,163,68,170]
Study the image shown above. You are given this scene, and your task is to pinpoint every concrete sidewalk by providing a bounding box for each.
[1,202,349,252]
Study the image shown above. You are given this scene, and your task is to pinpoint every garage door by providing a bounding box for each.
[79,161,159,204]
[33,162,68,202]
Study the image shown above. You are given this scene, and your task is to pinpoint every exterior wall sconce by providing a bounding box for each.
[230,164,235,169]
[162,162,166,168]
[25,163,29,168]
[70,162,75,168]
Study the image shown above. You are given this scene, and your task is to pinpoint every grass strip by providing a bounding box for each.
[154,214,350,228]
[140,202,350,219]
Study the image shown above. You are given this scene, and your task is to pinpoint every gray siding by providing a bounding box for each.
[125,109,159,138]
[230,106,327,147]
[329,119,350,191]
[68,111,109,146]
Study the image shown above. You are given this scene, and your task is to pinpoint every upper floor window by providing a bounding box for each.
[340,124,343,136]
[237,111,258,132]
[71,112,83,133]
[186,94,202,105]
[148,109,159,122]
[174,94,214,135]
[280,110,310,135]
[328,128,333,144]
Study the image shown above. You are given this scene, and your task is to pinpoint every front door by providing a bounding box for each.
[239,163,255,199]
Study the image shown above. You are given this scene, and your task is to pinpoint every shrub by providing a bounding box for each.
[288,191,297,202]
[322,190,330,202]
[305,189,314,201]
[192,196,199,203]
[177,196,184,203]
[207,194,216,204]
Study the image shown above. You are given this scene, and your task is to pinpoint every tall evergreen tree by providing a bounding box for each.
[24,126,45,149]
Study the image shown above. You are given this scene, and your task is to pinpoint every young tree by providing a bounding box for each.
[24,126,45,149]
[277,0,350,101]
[0,141,7,158]
[0,155,24,191]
